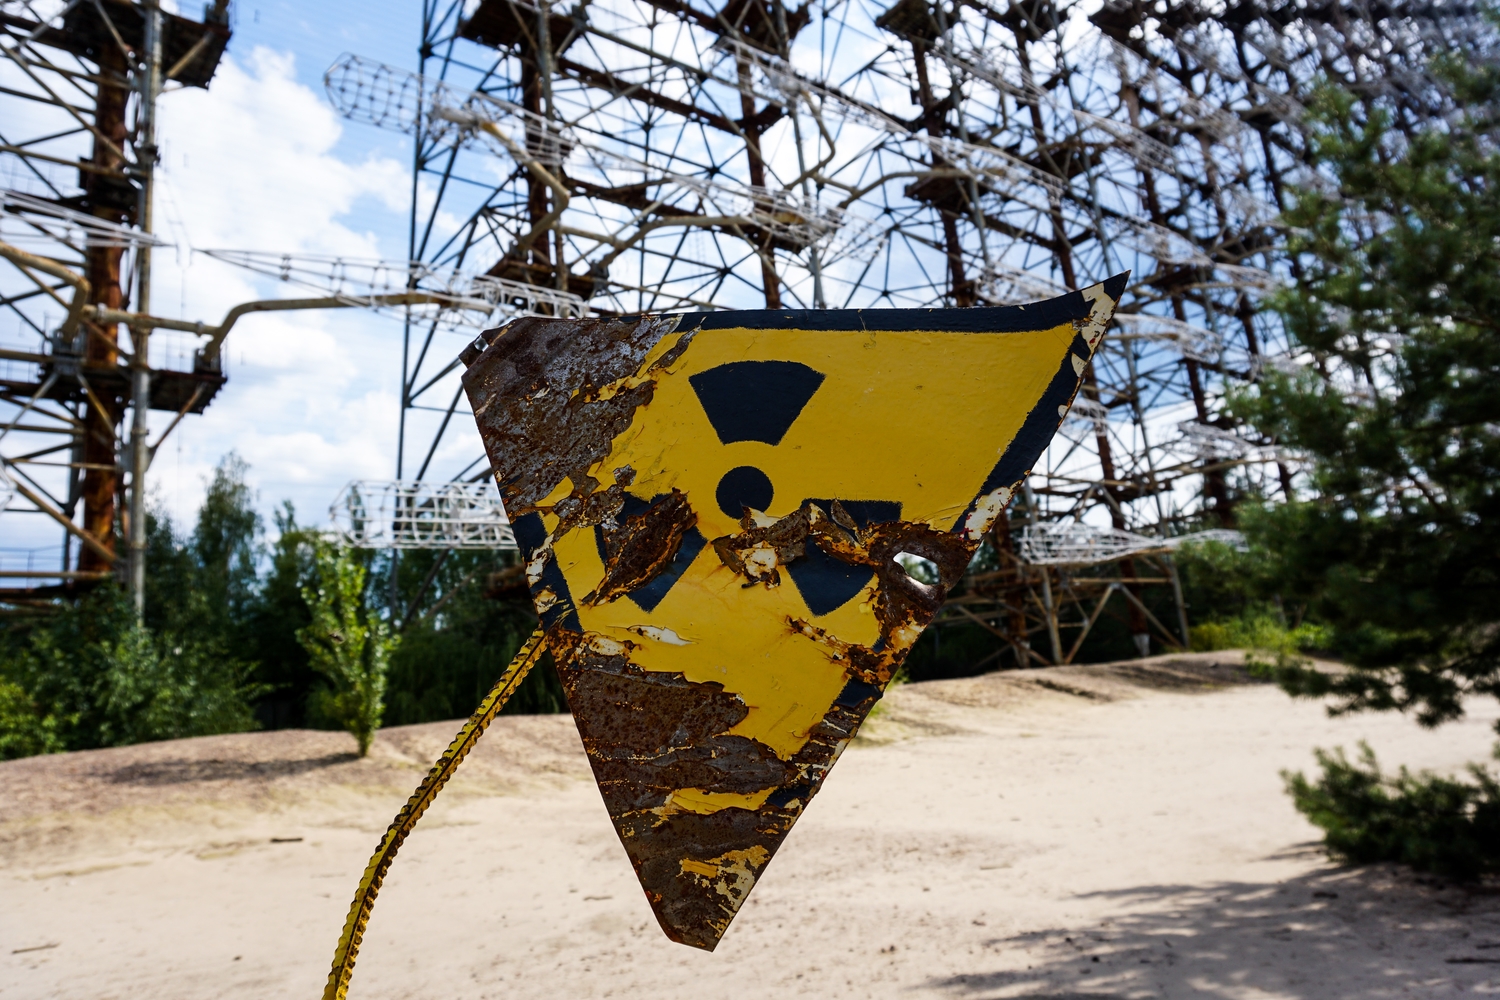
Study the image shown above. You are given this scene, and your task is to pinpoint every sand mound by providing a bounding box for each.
[3,652,1497,999]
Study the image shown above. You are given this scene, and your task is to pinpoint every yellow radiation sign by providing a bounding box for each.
[459,276,1124,950]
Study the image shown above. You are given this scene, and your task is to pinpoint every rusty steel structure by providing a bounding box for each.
[312,0,1482,664]
[0,0,231,606]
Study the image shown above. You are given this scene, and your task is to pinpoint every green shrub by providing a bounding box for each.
[377,547,564,724]
[1284,743,1500,880]
[384,620,564,724]
[0,585,261,756]
[109,632,264,745]
[1190,614,1330,658]
[0,679,63,760]
[297,541,398,756]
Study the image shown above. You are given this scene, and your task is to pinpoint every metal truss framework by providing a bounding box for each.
[0,0,574,608]
[0,0,232,601]
[1,0,1480,664]
[332,0,1481,662]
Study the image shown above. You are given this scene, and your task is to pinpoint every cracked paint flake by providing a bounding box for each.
[627,624,693,645]
[585,489,697,605]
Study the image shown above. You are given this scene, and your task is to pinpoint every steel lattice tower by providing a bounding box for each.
[6,0,1472,653]
[0,0,232,606]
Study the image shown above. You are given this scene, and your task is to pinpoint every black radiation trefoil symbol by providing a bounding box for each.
[597,360,904,616]
[689,360,825,515]
[689,360,901,617]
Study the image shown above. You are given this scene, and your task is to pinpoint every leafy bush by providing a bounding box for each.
[385,619,564,724]
[1174,538,1329,660]
[0,679,62,759]
[1284,743,1500,880]
[0,453,577,761]
[377,547,564,723]
[1190,615,1329,658]
[297,541,398,756]
[0,584,261,758]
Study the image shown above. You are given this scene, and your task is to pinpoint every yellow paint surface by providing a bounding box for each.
[666,787,776,815]
[601,323,1076,537]
[545,319,1083,772]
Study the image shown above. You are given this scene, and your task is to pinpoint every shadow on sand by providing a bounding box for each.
[103,752,358,786]
[923,859,1500,999]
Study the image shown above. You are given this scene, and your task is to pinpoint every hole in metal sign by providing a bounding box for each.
[895,551,940,585]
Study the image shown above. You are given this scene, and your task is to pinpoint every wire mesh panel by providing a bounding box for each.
[331,479,518,550]
[1018,523,1244,566]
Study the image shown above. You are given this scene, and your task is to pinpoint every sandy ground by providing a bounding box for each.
[2,652,1498,1000]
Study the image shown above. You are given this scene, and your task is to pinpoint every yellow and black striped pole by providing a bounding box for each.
[321,627,548,1000]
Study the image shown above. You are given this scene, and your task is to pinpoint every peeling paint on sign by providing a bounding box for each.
[459,275,1125,951]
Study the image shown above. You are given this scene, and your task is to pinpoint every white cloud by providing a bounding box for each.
[157,48,406,260]
[143,47,414,536]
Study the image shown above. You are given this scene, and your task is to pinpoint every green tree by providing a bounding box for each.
[242,502,319,727]
[1235,66,1500,728]
[0,452,269,759]
[1230,59,1500,875]
[297,541,398,755]
[144,452,262,643]
[192,452,263,630]
[381,548,564,723]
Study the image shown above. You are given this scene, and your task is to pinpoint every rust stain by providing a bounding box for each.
[541,497,978,949]
[460,314,689,524]
[709,506,809,588]
[808,501,973,640]
[585,488,697,606]
[543,627,797,949]
[719,500,976,687]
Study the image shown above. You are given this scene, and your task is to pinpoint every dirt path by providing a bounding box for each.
[3,652,1497,999]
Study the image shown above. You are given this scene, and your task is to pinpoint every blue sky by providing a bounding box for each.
[227,0,420,187]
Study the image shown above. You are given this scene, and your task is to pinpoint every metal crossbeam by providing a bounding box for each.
[199,248,588,324]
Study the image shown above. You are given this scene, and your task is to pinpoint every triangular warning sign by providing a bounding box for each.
[460,276,1125,951]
